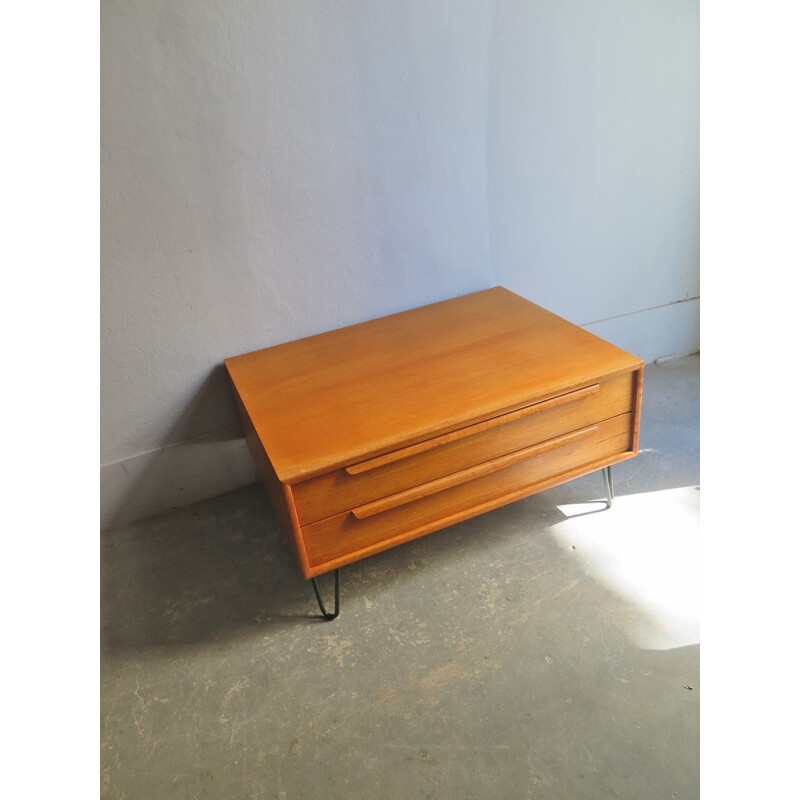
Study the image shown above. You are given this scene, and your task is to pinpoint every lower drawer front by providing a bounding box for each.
[292,371,635,525]
[302,413,632,569]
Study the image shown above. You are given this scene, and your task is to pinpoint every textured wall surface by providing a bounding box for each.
[101,0,493,464]
[101,0,699,528]
[488,0,699,328]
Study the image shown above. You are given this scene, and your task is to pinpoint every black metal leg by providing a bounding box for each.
[311,569,340,620]
[602,465,614,508]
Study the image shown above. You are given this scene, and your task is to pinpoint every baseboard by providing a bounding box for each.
[582,297,699,365]
[653,350,699,365]
[100,428,258,531]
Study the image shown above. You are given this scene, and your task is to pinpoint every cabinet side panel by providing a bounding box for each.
[229,380,310,576]
[631,365,644,453]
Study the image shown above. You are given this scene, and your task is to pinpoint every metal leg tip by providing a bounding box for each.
[602,466,615,508]
[311,569,340,620]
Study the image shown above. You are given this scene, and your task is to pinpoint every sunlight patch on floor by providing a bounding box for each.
[551,486,700,651]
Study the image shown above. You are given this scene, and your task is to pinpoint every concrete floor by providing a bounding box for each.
[101,355,699,800]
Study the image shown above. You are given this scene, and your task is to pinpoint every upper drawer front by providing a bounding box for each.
[292,370,635,525]
[302,412,633,570]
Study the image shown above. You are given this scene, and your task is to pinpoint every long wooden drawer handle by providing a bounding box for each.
[350,425,598,520]
[344,383,600,476]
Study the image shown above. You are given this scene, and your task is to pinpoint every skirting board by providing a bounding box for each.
[101,429,258,531]
[100,297,699,532]
[583,297,699,366]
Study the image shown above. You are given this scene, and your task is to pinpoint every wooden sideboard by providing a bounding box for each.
[225,287,643,618]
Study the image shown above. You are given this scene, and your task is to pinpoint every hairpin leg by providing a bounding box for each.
[311,569,340,620]
[602,465,614,508]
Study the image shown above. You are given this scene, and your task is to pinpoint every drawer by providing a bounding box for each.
[301,412,633,569]
[292,371,636,525]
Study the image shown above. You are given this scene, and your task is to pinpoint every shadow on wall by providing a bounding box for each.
[102,0,496,535]
[100,364,258,531]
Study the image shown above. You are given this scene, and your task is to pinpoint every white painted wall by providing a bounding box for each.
[101,0,494,528]
[488,0,699,336]
[101,0,698,529]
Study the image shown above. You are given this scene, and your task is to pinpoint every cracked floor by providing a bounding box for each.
[101,355,699,799]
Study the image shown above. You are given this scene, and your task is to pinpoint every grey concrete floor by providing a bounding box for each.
[101,354,699,800]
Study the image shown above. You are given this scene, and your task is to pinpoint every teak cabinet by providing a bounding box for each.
[225,287,643,615]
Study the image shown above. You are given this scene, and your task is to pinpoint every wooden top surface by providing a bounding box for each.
[225,287,642,483]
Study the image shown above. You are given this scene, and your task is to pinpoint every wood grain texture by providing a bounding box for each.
[631,365,644,453]
[351,425,598,519]
[301,413,633,573]
[344,383,600,475]
[291,371,635,526]
[225,287,644,483]
[225,287,644,580]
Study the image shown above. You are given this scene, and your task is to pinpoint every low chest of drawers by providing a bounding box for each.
[225,287,643,619]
